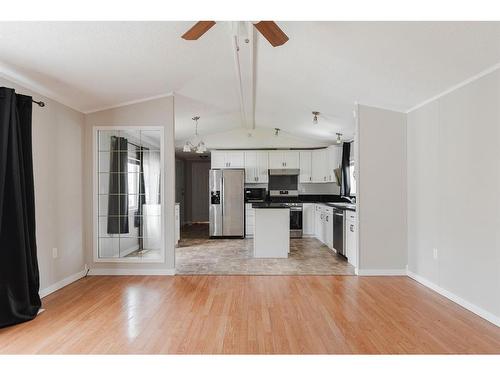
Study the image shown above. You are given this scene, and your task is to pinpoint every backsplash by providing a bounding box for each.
[245,182,340,195]
[299,183,340,195]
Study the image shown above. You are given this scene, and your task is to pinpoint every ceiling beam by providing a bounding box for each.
[230,21,256,130]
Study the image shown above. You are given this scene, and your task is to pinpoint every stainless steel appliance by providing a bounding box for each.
[209,169,245,238]
[268,169,299,197]
[245,187,267,202]
[332,207,345,257]
[288,203,303,238]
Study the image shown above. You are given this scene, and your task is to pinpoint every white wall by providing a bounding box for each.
[0,77,86,292]
[84,96,176,272]
[357,105,407,274]
[407,69,500,323]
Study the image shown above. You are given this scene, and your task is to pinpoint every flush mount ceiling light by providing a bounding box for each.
[335,133,343,144]
[312,111,320,125]
[183,116,207,153]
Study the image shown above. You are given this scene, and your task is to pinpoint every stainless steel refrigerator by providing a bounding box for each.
[209,169,245,238]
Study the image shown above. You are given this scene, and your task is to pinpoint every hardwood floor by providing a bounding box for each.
[0,275,499,354]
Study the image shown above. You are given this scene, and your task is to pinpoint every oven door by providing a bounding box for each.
[289,207,303,238]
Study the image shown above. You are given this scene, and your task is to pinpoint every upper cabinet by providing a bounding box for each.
[244,151,269,183]
[327,146,342,184]
[299,151,312,183]
[210,146,346,185]
[269,150,299,169]
[211,151,245,169]
[312,149,328,183]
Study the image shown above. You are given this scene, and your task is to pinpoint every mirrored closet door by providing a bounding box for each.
[94,127,164,262]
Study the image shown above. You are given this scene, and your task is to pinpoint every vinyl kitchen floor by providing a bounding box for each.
[175,224,355,275]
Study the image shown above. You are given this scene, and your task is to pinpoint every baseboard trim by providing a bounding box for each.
[357,269,407,276]
[39,268,88,298]
[407,270,500,328]
[88,268,176,276]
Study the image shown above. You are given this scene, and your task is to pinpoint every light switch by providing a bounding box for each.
[52,247,58,259]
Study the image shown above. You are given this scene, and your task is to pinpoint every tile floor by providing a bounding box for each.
[175,223,355,275]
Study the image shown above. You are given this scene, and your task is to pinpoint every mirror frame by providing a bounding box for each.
[92,126,165,263]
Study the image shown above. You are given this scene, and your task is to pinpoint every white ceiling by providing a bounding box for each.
[1,21,500,144]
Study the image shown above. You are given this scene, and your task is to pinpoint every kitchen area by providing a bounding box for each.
[175,143,357,275]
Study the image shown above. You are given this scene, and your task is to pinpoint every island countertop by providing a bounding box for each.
[252,202,291,209]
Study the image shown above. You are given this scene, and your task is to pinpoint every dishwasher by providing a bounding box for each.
[332,207,346,257]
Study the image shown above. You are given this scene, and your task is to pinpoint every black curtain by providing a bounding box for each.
[107,136,129,234]
[0,87,41,328]
[134,147,147,229]
[341,142,351,197]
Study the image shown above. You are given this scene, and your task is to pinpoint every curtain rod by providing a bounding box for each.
[32,99,45,107]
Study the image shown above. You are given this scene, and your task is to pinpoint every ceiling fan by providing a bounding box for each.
[181,21,289,47]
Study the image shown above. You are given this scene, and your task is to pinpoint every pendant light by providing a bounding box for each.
[312,111,320,125]
[183,116,207,153]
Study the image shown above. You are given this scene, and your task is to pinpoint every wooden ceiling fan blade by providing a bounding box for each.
[181,21,216,40]
[254,21,289,47]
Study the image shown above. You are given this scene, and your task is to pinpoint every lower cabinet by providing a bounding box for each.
[314,204,323,241]
[302,203,315,236]
[345,211,357,267]
[245,203,254,238]
[324,207,334,250]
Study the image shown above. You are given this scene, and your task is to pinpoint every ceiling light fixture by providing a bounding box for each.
[312,111,320,125]
[183,116,207,153]
[335,133,343,144]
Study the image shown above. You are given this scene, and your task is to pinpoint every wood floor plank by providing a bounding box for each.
[0,275,499,354]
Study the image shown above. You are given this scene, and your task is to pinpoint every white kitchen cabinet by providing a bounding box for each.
[244,151,257,183]
[327,146,342,184]
[314,204,324,242]
[302,203,315,236]
[245,151,269,183]
[245,203,255,237]
[225,151,245,168]
[268,150,299,169]
[312,149,328,183]
[345,211,357,267]
[324,206,334,250]
[283,151,299,169]
[313,204,334,249]
[299,151,312,183]
[211,151,226,168]
[211,151,245,169]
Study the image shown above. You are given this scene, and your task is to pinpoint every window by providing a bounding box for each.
[349,160,356,196]
[127,155,140,211]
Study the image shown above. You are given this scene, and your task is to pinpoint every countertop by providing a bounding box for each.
[250,201,356,211]
[323,202,356,211]
[252,202,291,209]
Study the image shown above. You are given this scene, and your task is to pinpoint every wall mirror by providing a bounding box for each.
[94,127,164,262]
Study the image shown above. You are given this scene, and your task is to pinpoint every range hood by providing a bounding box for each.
[268,169,300,176]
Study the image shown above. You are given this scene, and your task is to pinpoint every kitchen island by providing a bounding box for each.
[252,203,290,258]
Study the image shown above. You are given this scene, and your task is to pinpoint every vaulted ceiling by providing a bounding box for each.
[1,21,500,144]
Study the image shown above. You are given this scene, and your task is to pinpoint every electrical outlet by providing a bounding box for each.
[433,248,438,260]
[52,247,58,259]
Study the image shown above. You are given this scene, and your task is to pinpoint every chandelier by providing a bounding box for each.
[183,116,207,153]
